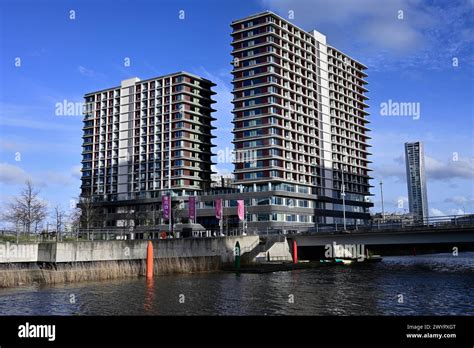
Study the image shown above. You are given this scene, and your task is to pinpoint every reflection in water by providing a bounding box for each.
[0,253,472,316]
[144,279,154,313]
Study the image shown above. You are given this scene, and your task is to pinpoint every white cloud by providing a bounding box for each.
[425,156,474,181]
[450,208,466,215]
[78,65,108,81]
[430,208,445,217]
[0,163,30,185]
[444,196,474,206]
[261,0,427,50]
[0,163,80,188]
[261,0,474,70]
[42,171,74,186]
[71,165,82,180]
[0,102,80,131]
[374,154,474,182]
[78,65,97,78]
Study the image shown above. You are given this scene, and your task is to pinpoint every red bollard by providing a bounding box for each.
[292,239,298,264]
[146,241,154,279]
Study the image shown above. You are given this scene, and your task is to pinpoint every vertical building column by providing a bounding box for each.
[313,31,334,223]
[118,77,140,200]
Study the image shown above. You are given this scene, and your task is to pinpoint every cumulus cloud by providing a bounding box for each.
[0,102,79,131]
[430,208,445,217]
[261,0,428,51]
[425,156,474,181]
[0,163,30,185]
[430,207,468,217]
[444,196,474,206]
[71,165,82,180]
[450,208,466,215]
[374,154,474,182]
[261,0,474,70]
[0,163,80,188]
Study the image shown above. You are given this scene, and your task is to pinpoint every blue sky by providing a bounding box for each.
[0,0,473,226]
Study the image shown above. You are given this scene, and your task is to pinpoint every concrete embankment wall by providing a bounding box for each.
[267,241,293,262]
[0,236,259,264]
[0,236,260,287]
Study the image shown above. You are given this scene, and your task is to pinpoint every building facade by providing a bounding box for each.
[230,11,372,226]
[404,141,429,221]
[78,12,373,235]
[80,72,217,227]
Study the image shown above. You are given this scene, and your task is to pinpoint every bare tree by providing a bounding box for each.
[54,204,67,241]
[2,202,24,233]
[68,206,82,240]
[121,206,137,238]
[78,196,100,232]
[3,181,48,242]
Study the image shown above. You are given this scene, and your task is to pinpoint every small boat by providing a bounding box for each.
[319,255,383,265]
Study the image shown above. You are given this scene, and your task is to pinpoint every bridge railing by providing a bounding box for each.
[2,215,472,243]
[303,214,474,235]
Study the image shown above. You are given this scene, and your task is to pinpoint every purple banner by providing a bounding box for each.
[237,200,244,221]
[162,195,170,219]
[189,196,196,220]
[215,198,222,220]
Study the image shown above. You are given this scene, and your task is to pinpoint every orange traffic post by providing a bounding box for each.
[146,241,154,279]
[292,239,298,264]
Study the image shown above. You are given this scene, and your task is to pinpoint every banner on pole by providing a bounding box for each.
[237,200,245,221]
[215,198,222,220]
[162,195,170,219]
[189,196,196,220]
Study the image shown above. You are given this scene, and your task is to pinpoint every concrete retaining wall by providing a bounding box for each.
[0,236,260,264]
[267,241,292,261]
[0,242,38,263]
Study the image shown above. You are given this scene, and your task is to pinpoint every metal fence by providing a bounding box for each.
[304,214,474,235]
[1,214,473,242]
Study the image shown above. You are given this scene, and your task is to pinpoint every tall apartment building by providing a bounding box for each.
[404,141,429,221]
[81,72,216,208]
[230,11,372,225]
[77,13,372,234]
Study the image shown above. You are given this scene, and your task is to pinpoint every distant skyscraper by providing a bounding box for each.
[404,142,428,221]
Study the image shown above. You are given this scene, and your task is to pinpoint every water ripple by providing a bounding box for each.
[0,253,472,316]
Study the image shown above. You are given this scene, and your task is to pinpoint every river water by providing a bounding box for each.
[0,253,472,315]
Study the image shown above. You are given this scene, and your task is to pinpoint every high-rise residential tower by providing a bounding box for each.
[77,12,373,234]
[231,11,372,225]
[80,72,216,228]
[404,141,429,221]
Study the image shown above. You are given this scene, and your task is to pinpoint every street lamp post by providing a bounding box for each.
[341,164,347,231]
[380,181,385,223]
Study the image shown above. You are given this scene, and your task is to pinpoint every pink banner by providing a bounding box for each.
[215,198,222,220]
[237,200,244,221]
[189,196,196,220]
[162,195,170,219]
